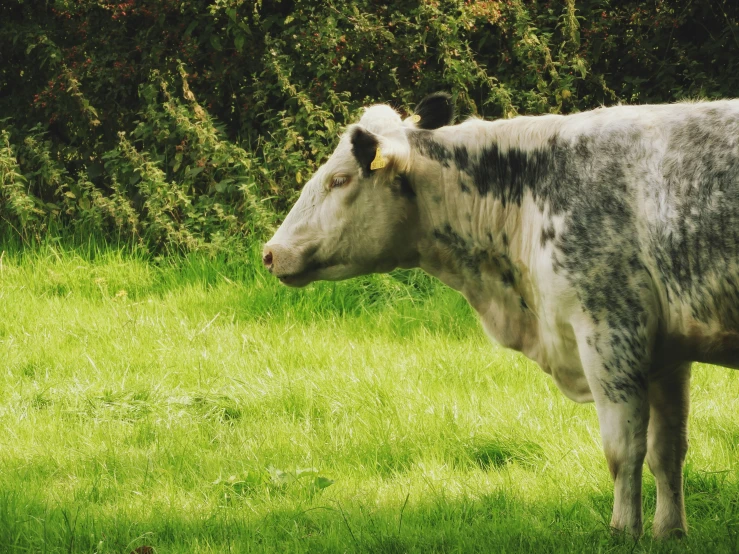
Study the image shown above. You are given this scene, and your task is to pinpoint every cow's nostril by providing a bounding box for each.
[263,251,273,267]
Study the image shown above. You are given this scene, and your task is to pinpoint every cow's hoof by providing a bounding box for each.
[652,524,687,540]
[609,523,643,539]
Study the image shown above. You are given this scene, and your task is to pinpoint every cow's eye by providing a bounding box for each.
[330,175,350,189]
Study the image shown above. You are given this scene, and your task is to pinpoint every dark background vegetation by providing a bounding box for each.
[1,0,738,253]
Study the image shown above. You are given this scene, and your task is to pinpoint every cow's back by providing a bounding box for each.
[552,101,739,367]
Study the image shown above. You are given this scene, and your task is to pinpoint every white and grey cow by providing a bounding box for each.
[263,93,739,538]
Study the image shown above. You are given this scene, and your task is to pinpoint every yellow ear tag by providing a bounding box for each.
[370,147,387,171]
[411,114,421,124]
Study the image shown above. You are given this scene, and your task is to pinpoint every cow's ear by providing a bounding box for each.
[413,92,454,130]
[351,126,382,177]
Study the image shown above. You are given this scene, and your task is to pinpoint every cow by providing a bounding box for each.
[262,92,739,538]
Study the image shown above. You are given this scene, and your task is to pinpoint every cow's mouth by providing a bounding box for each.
[277,271,315,287]
[275,260,331,287]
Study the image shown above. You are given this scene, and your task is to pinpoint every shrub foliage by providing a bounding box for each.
[1,0,738,251]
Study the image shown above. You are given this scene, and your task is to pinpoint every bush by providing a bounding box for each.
[1,0,738,252]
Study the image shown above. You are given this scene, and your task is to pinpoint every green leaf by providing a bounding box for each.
[87,163,104,179]
[173,152,183,173]
[184,20,198,36]
[234,33,245,52]
[313,476,334,490]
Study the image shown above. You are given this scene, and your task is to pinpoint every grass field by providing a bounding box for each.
[1,242,738,553]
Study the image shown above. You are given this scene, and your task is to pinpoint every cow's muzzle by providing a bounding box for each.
[262,242,321,287]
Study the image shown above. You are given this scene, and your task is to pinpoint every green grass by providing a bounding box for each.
[1,243,738,553]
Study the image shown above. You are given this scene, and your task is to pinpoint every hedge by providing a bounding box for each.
[1,0,737,252]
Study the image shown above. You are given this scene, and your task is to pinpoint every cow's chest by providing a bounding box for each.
[464,273,594,404]
[426,244,594,403]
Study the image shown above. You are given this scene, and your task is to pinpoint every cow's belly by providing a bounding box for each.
[663,322,739,370]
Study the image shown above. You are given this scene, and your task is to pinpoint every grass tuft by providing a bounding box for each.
[457,436,545,470]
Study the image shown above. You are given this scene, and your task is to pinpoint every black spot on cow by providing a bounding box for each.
[540,225,556,247]
[410,130,555,206]
[601,369,648,403]
[470,143,554,205]
[454,145,471,172]
[433,225,519,284]
[433,224,485,273]
[502,269,515,288]
[409,131,453,167]
[395,173,415,199]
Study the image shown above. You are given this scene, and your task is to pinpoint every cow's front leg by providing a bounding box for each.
[597,390,649,536]
[646,363,690,538]
[577,327,650,537]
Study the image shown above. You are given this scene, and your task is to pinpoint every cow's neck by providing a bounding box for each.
[407,126,550,358]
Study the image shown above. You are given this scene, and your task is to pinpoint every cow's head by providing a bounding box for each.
[263,93,454,286]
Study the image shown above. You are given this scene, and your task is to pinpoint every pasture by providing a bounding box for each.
[1,243,738,553]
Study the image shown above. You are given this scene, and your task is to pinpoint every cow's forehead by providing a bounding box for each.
[319,110,401,173]
[300,137,355,191]
[325,135,357,170]
[303,104,410,188]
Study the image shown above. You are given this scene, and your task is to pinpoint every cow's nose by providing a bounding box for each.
[262,249,273,269]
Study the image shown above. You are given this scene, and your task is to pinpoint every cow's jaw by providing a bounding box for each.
[275,263,358,287]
